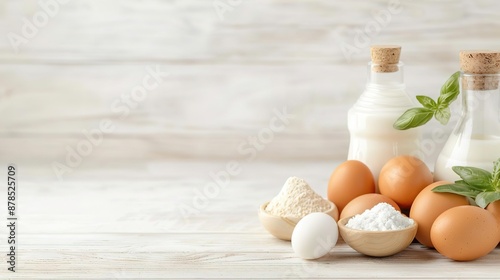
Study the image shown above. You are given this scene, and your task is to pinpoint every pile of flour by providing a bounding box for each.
[265,177,331,218]
[346,202,414,231]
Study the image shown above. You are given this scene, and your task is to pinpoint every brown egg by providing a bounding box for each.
[431,206,498,261]
[340,193,400,220]
[327,160,375,213]
[486,200,500,243]
[409,181,469,248]
[378,155,433,209]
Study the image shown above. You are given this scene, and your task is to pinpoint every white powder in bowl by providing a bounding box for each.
[265,177,332,218]
[346,202,414,231]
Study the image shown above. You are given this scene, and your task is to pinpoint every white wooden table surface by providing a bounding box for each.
[1,160,499,279]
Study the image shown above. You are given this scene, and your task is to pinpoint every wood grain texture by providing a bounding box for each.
[0,160,499,278]
[0,0,500,162]
[0,0,499,63]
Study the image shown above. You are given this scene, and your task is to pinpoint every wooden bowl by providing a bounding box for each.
[337,216,418,257]
[258,200,339,241]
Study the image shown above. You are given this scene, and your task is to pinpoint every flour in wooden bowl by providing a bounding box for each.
[265,177,331,218]
[346,202,414,231]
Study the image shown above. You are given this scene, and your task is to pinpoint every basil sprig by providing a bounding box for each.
[393,71,460,130]
[432,159,500,208]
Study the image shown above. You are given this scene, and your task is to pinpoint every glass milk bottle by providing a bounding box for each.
[434,51,500,181]
[348,45,422,186]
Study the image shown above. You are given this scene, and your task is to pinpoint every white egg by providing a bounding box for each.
[291,212,338,260]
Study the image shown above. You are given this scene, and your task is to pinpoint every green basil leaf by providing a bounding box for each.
[393,107,434,130]
[432,183,483,199]
[453,180,485,192]
[475,191,500,208]
[452,166,493,190]
[437,71,460,106]
[492,159,500,190]
[416,95,437,109]
[434,107,451,125]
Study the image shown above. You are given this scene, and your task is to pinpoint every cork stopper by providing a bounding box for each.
[460,50,500,90]
[370,45,401,73]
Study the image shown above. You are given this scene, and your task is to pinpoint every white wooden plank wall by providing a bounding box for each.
[0,0,500,177]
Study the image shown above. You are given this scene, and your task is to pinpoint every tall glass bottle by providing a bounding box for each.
[348,45,422,187]
[434,51,500,181]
